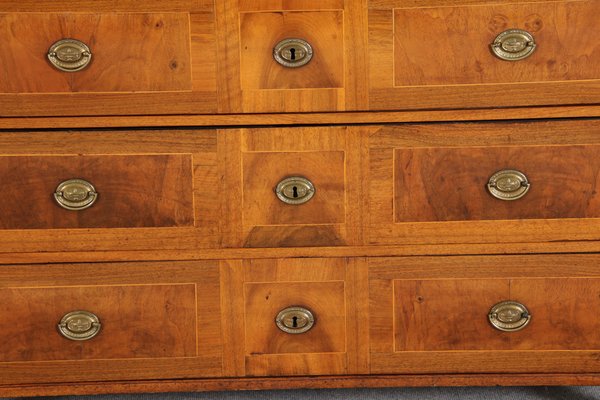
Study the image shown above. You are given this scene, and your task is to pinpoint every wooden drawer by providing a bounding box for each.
[0,129,219,254]
[220,258,369,377]
[0,1,216,116]
[370,255,600,374]
[368,119,600,245]
[0,261,222,384]
[369,0,600,110]
[219,127,363,248]
[215,0,368,113]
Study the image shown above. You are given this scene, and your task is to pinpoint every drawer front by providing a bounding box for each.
[0,130,219,254]
[0,261,222,384]
[369,0,600,110]
[0,154,193,229]
[216,0,368,113]
[219,127,363,248]
[0,6,217,116]
[0,13,191,93]
[368,119,600,245]
[220,258,369,377]
[370,255,600,374]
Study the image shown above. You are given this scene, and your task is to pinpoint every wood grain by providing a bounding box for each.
[394,144,600,222]
[0,13,192,93]
[393,1,600,86]
[0,1,212,12]
[0,261,222,384]
[0,284,197,361]
[239,11,344,89]
[0,155,194,229]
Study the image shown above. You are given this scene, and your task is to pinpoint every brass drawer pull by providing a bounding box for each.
[487,169,530,200]
[48,39,92,72]
[275,176,315,205]
[488,301,531,332]
[54,178,98,210]
[491,29,536,61]
[273,38,313,68]
[276,306,315,334]
[58,310,102,341]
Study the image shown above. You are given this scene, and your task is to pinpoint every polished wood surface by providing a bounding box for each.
[369,119,600,245]
[370,255,600,374]
[0,154,194,229]
[0,284,196,361]
[0,13,192,93]
[394,144,600,222]
[393,1,600,86]
[0,261,222,385]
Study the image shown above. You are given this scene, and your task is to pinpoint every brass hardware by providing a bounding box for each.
[488,301,531,332]
[48,39,92,72]
[58,310,101,341]
[487,169,530,201]
[276,306,315,334]
[275,176,315,205]
[273,38,313,68]
[491,29,536,61]
[54,179,98,210]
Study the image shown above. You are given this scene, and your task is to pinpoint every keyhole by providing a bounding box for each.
[290,48,296,60]
[292,316,298,328]
[292,186,298,198]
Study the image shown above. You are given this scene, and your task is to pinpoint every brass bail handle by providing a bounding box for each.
[487,169,530,200]
[488,301,531,332]
[491,29,536,61]
[54,178,98,210]
[58,310,102,341]
[48,39,92,72]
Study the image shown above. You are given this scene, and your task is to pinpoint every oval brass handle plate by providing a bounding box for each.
[48,39,92,72]
[58,310,102,341]
[491,29,536,61]
[275,176,315,205]
[487,169,530,200]
[488,301,531,332]
[54,179,98,210]
[273,38,313,68]
[276,306,315,334]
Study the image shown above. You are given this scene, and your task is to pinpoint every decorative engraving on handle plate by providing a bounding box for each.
[48,39,92,72]
[491,29,536,61]
[54,179,98,210]
[488,301,531,332]
[273,38,313,68]
[275,176,315,205]
[275,306,315,334]
[58,310,102,341]
[487,169,530,200]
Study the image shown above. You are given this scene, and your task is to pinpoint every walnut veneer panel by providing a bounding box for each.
[368,119,600,245]
[0,261,222,385]
[371,255,600,374]
[394,144,600,222]
[216,0,369,112]
[219,126,366,248]
[0,284,196,362]
[369,0,600,110]
[0,130,218,253]
[0,155,193,229]
[220,258,369,377]
[0,13,191,93]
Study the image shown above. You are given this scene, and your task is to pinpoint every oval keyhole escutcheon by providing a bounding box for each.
[273,38,313,68]
[276,306,315,334]
[275,176,315,205]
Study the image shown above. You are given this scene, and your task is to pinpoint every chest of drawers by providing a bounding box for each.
[2,0,600,397]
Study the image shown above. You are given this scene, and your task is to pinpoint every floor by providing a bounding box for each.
[4,387,600,400]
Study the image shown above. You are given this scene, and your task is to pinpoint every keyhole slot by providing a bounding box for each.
[292,186,298,198]
[292,316,298,328]
[289,48,296,60]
